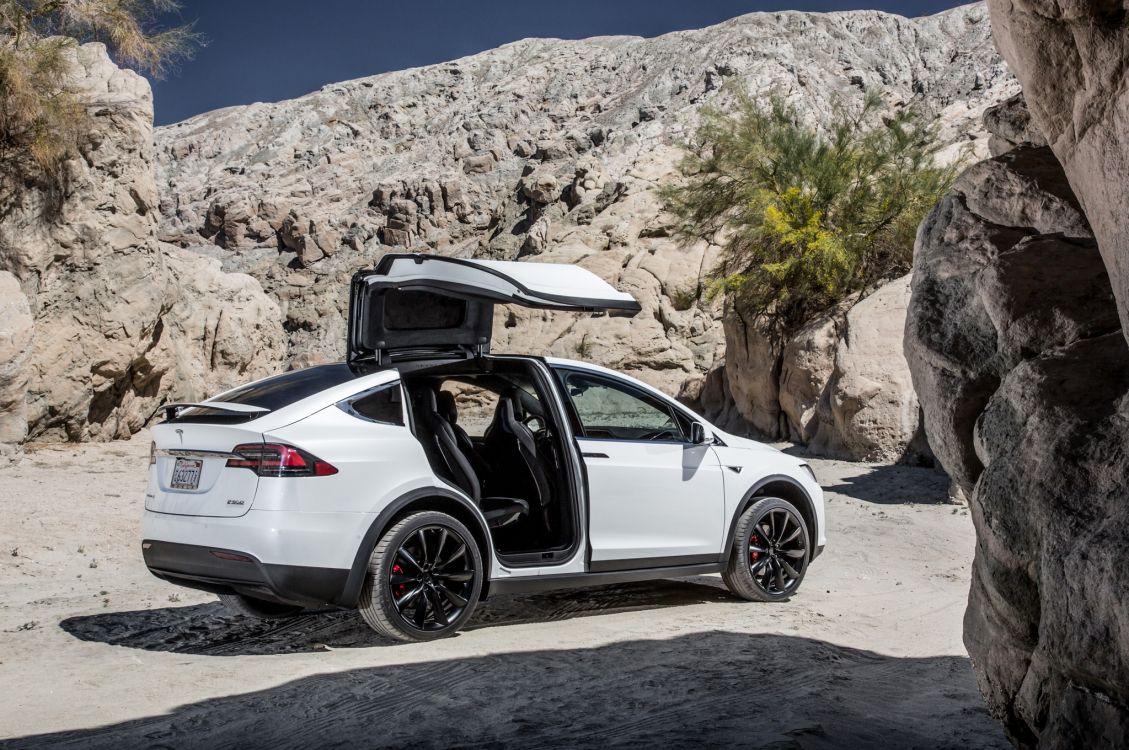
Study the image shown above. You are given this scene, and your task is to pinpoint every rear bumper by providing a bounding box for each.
[142,507,373,569]
[143,539,349,608]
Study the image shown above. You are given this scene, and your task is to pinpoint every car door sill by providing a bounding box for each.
[487,561,723,596]
[589,554,721,573]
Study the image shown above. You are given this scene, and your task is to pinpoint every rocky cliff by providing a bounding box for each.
[906,92,1129,747]
[151,3,1015,459]
[905,0,1129,742]
[0,43,285,458]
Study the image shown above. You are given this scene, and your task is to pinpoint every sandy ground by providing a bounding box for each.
[0,432,1007,749]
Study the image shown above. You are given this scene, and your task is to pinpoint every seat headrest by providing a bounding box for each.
[436,390,458,424]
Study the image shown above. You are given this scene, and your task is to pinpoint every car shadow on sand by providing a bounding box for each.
[59,577,735,656]
[8,631,1008,749]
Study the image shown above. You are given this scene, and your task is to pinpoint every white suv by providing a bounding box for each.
[143,254,826,641]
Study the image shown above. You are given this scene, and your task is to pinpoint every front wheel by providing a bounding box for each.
[722,496,810,602]
[358,511,483,642]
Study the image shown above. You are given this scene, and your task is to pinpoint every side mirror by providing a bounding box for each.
[690,422,711,445]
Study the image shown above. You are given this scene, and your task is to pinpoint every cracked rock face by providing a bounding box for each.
[988,0,1129,347]
[0,44,285,443]
[905,133,1129,743]
[153,4,1015,422]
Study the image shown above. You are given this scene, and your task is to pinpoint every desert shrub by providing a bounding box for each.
[663,91,959,334]
[668,284,700,311]
[0,0,198,182]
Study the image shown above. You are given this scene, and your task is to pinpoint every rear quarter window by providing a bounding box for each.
[341,383,405,425]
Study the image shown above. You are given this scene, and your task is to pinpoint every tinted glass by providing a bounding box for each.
[558,370,685,441]
[384,289,466,330]
[345,383,404,425]
[213,364,360,411]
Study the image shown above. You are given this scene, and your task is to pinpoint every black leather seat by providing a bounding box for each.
[435,391,491,479]
[421,389,527,528]
[485,390,554,533]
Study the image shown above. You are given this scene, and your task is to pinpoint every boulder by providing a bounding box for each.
[983,93,1046,157]
[520,168,560,205]
[776,277,924,463]
[778,305,845,446]
[906,145,1107,494]
[905,141,1127,744]
[722,306,782,436]
[0,272,33,462]
[828,275,922,463]
[157,247,287,401]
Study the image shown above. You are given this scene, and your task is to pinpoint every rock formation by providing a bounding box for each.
[150,4,1015,458]
[0,272,33,463]
[905,95,1128,743]
[0,43,285,443]
[988,0,1129,343]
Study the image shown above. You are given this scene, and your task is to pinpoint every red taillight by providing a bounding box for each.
[226,443,338,477]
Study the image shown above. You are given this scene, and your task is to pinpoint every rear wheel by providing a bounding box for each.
[722,496,810,602]
[218,593,303,620]
[358,511,483,642]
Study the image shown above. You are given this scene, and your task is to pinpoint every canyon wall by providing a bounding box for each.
[0,43,285,457]
[1,6,1017,461]
[151,4,1015,458]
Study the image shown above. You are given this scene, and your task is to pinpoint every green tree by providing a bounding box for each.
[663,91,959,335]
[0,0,198,180]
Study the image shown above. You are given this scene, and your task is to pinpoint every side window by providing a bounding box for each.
[341,382,404,425]
[557,370,686,441]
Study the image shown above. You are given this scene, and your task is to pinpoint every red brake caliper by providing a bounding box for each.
[750,532,761,564]
[391,563,408,597]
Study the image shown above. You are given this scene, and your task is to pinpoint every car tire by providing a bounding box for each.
[722,496,810,602]
[218,593,303,620]
[358,510,484,642]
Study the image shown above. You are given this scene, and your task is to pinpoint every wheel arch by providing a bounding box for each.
[338,487,493,608]
[723,475,819,562]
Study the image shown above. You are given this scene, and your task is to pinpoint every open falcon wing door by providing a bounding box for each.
[347,253,641,364]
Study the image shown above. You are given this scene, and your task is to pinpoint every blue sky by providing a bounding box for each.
[152,1,966,126]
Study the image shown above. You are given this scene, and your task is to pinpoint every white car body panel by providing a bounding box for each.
[367,255,637,309]
[546,356,827,551]
[581,438,725,562]
[143,508,373,570]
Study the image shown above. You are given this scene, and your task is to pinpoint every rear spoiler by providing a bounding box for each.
[162,402,270,421]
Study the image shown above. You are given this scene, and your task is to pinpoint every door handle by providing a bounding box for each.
[581,452,609,459]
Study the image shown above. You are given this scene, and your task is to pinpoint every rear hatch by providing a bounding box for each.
[348,254,641,364]
[147,422,265,518]
[146,363,367,517]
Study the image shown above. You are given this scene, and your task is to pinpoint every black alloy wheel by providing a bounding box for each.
[746,507,807,596]
[358,511,484,641]
[388,525,476,633]
[722,496,810,602]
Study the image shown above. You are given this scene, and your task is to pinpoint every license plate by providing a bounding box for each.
[170,458,203,490]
